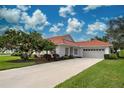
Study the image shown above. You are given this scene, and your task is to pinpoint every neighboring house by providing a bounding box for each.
[48,34,112,58]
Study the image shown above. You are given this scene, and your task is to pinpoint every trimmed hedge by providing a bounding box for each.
[119,50,124,58]
[104,54,118,59]
[104,54,110,59]
[62,55,70,59]
[61,55,75,60]
[109,53,118,59]
[69,55,74,59]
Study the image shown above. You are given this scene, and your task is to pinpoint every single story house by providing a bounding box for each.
[48,34,112,58]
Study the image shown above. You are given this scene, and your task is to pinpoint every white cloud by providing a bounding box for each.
[87,21,107,35]
[101,15,123,22]
[0,8,21,23]
[59,6,76,17]
[66,18,84,33]
[17,5,31,11]
[83,5,102,12]
[21,9,49,31]
[49,23,64,33]
[83,5,110,12]
[101,17,109,21]
[57,23,64,27]
[0,26,9,34]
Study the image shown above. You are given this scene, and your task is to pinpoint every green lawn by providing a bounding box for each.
[56,59,124,88]
[0,56,35,71]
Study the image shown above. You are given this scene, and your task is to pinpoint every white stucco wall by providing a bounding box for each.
[55,45,111,58]
[105,47,110,54]
[56,45,66,57]
[73,47,83,57]
[55,45,83,57]
[72,47,78,57]
[79,48,84,57]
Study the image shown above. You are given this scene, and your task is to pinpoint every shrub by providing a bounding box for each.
[109,53,118,59]
[53,54,60,61]
[11,51,21,56]
[104,54,110,59]
[0,52,11,55]
[119,50,124,58]
[20,53,29,61]
[43,54,52,61]
[62,55,70,59]
[116,52,119,58]
[69,55,74,59]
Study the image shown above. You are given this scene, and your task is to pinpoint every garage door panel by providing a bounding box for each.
[83,49,105,58]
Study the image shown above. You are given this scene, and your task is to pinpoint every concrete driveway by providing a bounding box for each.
[0,58,103,88]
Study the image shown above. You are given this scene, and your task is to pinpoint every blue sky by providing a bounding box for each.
[0,5,124,41]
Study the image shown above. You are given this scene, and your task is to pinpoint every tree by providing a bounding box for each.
[91,36,108,42]
[0,35,4,52]
[106,16,124,51]
[0,28,55,61]
[43,39,55,53]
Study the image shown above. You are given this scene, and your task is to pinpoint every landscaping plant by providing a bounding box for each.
[109,53,118,59]
[119,50,124,58]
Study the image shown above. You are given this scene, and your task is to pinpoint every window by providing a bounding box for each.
[96,49,98,51]
[65,48,69,55]
[74,49,78,55]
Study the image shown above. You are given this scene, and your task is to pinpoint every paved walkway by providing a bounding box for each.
[0,58,103,88]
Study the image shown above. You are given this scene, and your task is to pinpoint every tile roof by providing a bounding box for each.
[48,35,112,47]
[76,40,112,47]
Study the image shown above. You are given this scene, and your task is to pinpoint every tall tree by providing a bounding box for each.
[43,39,55,53]
[106,17,124,50]
[0,28,55,60]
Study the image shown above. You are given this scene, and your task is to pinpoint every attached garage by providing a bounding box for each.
[83,48,105,58]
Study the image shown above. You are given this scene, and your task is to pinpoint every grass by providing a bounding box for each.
[56,59,124,88]
[0,56,35,71]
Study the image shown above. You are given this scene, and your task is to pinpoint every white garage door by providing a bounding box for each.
[83,48,105,58]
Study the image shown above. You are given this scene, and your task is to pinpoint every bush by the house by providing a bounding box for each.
[60,55,76,60]
[109,53,118,59]
[104,54,110,59]
[53,54,60,61]
[43,54,52,61]
[69,55,74,59]
[61,55,69,60]
[119,50,124,58]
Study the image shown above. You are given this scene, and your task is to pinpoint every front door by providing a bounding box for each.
[70,47,73,56]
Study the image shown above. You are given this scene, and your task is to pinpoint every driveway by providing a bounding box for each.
[0,58,103,88]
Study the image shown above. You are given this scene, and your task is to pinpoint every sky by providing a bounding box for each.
[0,5,124,41]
